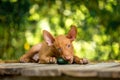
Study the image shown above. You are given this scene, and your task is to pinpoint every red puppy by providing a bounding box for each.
[20,25,88,64]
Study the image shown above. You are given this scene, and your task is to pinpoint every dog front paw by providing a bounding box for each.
[19,57,30,63]
[78,58,88,64]
[38,57,57,64]
[48,57,57,64]
[74,56,88,64]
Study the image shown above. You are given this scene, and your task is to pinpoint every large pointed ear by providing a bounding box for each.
[43,30,55,46]
[66,25,77,41]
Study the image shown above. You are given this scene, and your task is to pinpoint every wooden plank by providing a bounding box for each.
[98,66,120,78]
[0,62,120,78]
[0,63,47,68]
[0,63,47,75]
[60,62,120,77]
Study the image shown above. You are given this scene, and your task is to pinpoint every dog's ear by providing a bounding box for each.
[43,30,55,46]
[66,25,77,41]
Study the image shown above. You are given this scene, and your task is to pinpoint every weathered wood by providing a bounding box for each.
[0,62,120,79]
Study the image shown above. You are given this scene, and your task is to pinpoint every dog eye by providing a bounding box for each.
[67,44,71,48]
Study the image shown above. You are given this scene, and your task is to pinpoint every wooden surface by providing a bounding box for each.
[0,62,120,80]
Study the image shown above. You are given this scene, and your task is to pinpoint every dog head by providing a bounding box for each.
[43,25,77,63]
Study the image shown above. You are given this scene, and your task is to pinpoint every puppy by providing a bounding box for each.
[20,25,88,64]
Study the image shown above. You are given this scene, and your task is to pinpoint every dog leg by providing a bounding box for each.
[20,44,42,63]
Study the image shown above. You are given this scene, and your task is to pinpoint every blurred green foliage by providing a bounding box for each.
[0,0,120,61]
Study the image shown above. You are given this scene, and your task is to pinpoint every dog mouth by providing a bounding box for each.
[62,56,73,64]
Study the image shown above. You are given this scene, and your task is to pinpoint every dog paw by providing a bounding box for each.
[19,57,30,63]
[74,56,88,64]
[78,58,88,64]
[49,57,57,64]
[38,57,57,64]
